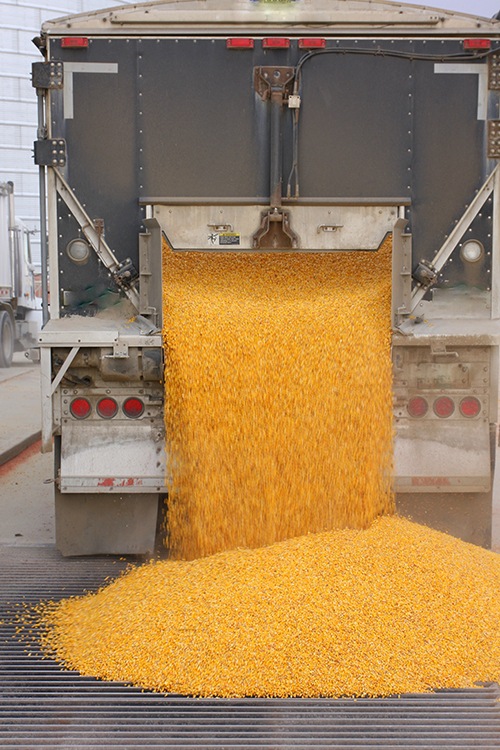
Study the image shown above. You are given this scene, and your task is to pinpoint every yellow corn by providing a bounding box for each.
[38,516,500,697]
[162,238,394,560]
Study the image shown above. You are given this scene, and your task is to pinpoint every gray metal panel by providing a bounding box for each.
[298,44,412,199]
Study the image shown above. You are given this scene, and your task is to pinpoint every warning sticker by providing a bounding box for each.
[208,233,240,246]
[219,233,240,246]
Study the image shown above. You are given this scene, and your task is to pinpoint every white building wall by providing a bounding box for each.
[0,0,132,270]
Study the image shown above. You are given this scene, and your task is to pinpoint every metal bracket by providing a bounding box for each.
[489,52,500,90]
[252,208,299,250]
[32,60,63,89]
[254,66,295,103]
[430,341,459,358]
[207,223,234,232]
[53,169,140,310]
[488,120,500,159]
[113,339,129,358]
[51,346,80,395]
[392,218,412,328]
[412,259,438,288]
[317,224,343,233]
[34,138,66,167]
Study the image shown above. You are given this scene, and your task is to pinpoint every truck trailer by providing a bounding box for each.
[0,182,41,367]
[33,0,500,555]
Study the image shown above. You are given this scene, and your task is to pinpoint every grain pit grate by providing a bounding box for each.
[1,545,500,749]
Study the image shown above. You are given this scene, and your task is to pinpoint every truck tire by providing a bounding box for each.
[0,311,14,368]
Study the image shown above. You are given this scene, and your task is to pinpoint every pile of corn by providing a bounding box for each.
[162,239,394,560]
[39,516,500,697]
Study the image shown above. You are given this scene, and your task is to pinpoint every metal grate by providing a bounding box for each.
[1,545,500,749]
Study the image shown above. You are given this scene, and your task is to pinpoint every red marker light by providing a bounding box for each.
[299,39,326,49]
[123,398,144,419]
[433,396,455,418]
[70,398,91,419]
[408,397,428,418]
[463,39,491,50]
[227,38,254,49]
[460,396,481,418]
[263,38,290,49]
[97,398,118,419]
[61,37,89,48]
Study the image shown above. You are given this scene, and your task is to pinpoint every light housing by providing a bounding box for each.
[433,396,455,418]
[299,39,326,49]
[97,398,118,419]
[227,38,254,48]
[460,239,484,263]
[70,398,91,419]
[408,396,428,418]
[123,397,145,419]
[463,39,491,50]
[66,238,91,265]
[61,37,89,48]
[460,396,481,418]
[263,38,290,48]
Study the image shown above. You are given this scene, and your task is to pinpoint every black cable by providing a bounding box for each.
[286,44,498,201]
[294,45,497,79]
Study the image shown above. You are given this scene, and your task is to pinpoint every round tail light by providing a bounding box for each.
[123,397,144,419]
[97,397,118,419]
[408,396,428,418]
[460,396,481,418]
[433,396,455,418]
[70,397,91,419]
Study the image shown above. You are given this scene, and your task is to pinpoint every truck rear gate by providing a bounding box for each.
[33,1,500,554]
[1,546,500,749]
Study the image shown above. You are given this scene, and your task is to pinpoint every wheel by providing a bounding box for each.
[0,311,14,368]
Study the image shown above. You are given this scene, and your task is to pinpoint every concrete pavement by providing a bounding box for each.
[0,352,41,465]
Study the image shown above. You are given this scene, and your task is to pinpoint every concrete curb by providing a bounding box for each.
[0,431,42,467]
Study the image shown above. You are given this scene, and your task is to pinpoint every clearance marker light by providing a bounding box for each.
[227,38,254,48]
[299,39,326,49]
[463,39,491,50]
[263,38,290,49]
[61,37,89,48]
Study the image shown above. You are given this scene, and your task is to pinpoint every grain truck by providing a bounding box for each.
[0,182,41,367]
[34,0,500,555]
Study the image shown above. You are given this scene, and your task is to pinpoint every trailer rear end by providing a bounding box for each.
[34,0,500,555]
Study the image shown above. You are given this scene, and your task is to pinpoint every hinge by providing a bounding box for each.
[489,52,500,90]
[32,60,63,89]
[488,120,500,159]
[114,258,139,290]
[430,341,459,358]
[254,66,295,103]
[412,259,438,288]
[34,138,66,167]
[252,208,299,250]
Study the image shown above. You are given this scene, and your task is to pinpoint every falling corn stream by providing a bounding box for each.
[32,239,500,696]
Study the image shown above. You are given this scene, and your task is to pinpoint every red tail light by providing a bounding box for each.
[433,396,455,418]
[97,398,118,419]
[408,397,428,418]
[70,398,91,419]
[263,38,290,49]
[463,39,491,50]
[61,37,89,48]
[299,39,326,49]
[123,398,144,419]
[227,38,254,49]
[460,396,481,418]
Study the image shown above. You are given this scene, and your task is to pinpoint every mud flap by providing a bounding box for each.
[395,491,492,548]
[55,488,159,556]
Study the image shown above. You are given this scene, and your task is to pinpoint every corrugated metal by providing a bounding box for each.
[1,545,500,749]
